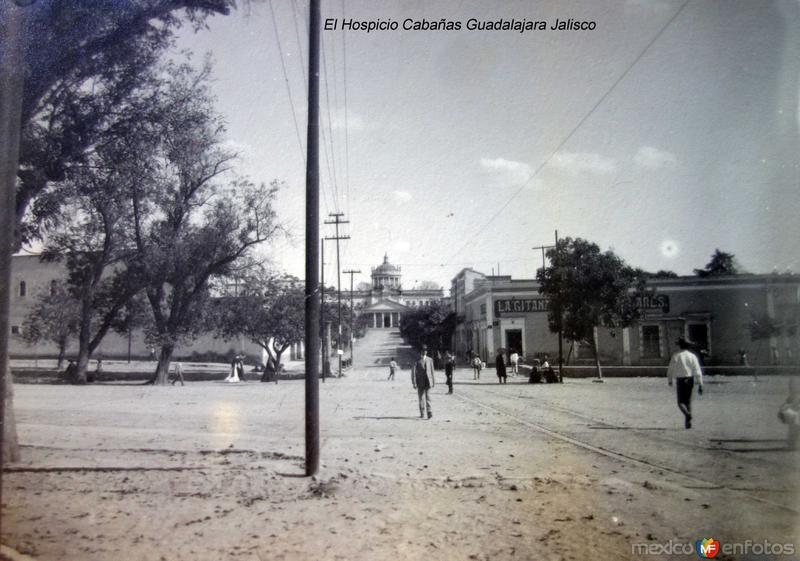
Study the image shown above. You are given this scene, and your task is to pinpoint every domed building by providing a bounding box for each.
[371,253,401,291]
[349,254,445,329]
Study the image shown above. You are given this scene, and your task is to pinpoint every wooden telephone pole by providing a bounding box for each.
[324,212,349,377]
[343,269,361,365]
[304,0,321,476]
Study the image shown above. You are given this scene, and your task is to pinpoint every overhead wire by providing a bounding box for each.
[290,0,335,215]
[267,0,306,170]
[320,32,341,210]
[447,0,692,264]
[340,0,351,219]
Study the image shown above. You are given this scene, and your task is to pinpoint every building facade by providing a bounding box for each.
[349,254,445,329]
[450,268,800,367]
[8,253,447,361]
[8,254,266,362]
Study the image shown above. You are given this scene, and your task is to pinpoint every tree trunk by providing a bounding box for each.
[591,330,603,380]
[73,297,93,384]
[153,344,174,385]
[3,365,20,463]
[274,347,287,384]
[56,340,66,370]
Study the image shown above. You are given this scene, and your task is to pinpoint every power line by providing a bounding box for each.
[289,0,337,215]
[320,33,341,209]
[340,0,351,218]
[290,0,308,89]
[267,0,306,169]
[448,0,691,262]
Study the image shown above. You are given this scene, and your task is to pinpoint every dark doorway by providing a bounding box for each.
[383,314,391,328]
[688,323,709,355]
[505,329,523,356]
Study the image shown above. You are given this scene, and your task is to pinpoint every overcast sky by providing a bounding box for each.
[175,0,800,289]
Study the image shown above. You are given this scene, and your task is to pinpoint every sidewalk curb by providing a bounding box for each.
[1,545,39,561]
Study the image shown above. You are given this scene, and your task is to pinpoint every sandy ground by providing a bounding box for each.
[3,330,799,561]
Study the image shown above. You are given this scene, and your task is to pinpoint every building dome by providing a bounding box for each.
[372,253,401,290]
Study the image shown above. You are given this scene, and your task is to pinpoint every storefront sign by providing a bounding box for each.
[494,298,549,315]
[635,294,670,313]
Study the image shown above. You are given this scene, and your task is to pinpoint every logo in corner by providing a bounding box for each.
[696,538,721,558]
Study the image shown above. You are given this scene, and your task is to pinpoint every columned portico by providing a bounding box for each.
[363,300,408,329]
[368,311,401,328]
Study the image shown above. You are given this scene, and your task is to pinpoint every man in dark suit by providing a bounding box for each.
[412,345,436,419]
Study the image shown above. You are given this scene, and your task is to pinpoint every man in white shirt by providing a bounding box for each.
[667,337,704,429]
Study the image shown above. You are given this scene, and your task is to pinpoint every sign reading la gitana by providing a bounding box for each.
[494,298,550,315]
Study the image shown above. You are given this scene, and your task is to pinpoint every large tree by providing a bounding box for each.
[212,273,305,382]
[15,0,235,247]
[694,249,739,277]
[399,301,456,358]
[128,65,283,385]
[37,121,149,382]
[537,237,644,379]
[2,0,236,466]
[20,280,80,369]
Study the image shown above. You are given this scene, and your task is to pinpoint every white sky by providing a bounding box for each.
[175,0,800,289]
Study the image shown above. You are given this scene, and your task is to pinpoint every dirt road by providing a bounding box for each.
[3,331,798,560]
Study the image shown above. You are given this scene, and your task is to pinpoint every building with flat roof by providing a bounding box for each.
[450,267,800,367]
[347,254,445,329]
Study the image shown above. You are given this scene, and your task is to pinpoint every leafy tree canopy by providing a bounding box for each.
[694,249,739,277]
[537,237,644,345]
[399,301,456,354]
[14,0,235,246]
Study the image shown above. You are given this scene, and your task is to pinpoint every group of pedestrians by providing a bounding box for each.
[399,338,711,433]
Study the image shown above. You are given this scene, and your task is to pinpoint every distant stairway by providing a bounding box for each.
[350,328,416,378]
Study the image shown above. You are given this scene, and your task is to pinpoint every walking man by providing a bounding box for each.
[509,350,519,375]
[171,361,185,386]
[667,337,704,429]
[412,345,435,419]
[444,350,455,394]
[388,357,397,381]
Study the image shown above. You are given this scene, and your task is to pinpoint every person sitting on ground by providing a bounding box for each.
[542,354,558,383]
[529,358,542,384]
[63,360,77,382]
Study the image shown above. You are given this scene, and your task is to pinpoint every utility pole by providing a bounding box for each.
[531,243,554,274]
[343,269,361,366]
[324,212,349,378]
[554,230,564,377]
[533,239,563,377]
[320,237,327,382]
[304,0,321,477]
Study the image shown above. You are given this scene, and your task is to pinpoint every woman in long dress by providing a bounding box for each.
[225,356,241,383]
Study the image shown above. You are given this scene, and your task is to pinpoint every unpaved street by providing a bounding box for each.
[3,331,798,560]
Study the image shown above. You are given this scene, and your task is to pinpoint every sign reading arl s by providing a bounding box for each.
[636,294,670,313]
